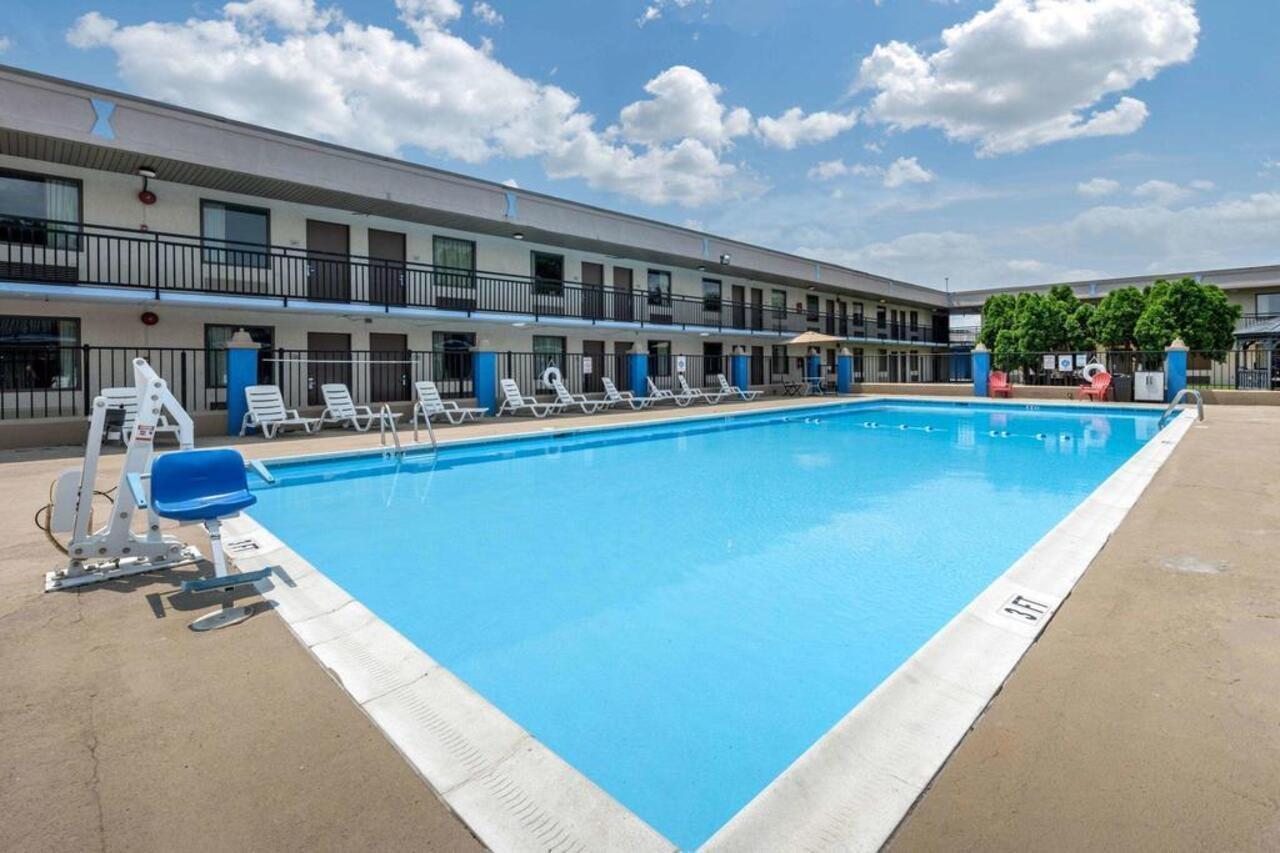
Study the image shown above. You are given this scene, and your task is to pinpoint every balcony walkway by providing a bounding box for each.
[1,399,1276,851]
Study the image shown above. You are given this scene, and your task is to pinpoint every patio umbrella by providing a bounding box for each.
[783,330,844,347]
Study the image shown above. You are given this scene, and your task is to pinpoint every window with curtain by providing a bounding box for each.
[201,201,270,268]
[433,236,476,290]
[532,334,566,378]
[1256,293,1280,316]
[771,289,787,319]
[204,324,274,388]
[532,252,564,296]
[0,170,81,249]
[702,278,722,312]
[431,331,476,381]
[647,270,672,307]
[0,316,80,389]
[806,294,820,323]
[648,340,671,376]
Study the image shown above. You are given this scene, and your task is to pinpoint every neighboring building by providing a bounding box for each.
[0,66,954,426]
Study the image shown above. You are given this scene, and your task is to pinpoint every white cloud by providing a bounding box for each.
[1132,178,1214,206]
[618,65,751,150]
[66,3,763,206]
[808,159,853,181]
[882,156,935,188]
[500,177,518,187]
[857,0,1199,156]
[1077,177,1120,197]
[636,0,707,27]
[755,107,857,150]
[0,35,10,54]
[471,2,502,25]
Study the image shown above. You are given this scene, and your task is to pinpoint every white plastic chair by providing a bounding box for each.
[601,377,654,410]
[414,380,487,425]
[717,373,761,401]
[239,385,318,438]
[495,378,563,418]
[678,374,725,404]
[319,383,376,431]
[647,377,689,407]
[98,386,182,444]
[551,378,608,414]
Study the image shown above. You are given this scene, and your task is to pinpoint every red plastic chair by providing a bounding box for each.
[989,371,1013,398]
[1076,371,1112,402]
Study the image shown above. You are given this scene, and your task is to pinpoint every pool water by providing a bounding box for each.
[248,401,1162,848]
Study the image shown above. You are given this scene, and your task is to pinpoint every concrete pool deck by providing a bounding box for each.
[2,398,1277,851]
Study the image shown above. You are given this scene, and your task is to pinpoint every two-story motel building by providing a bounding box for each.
[1,65,1277,442]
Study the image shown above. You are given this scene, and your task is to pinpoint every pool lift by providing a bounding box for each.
[45,359,274,629]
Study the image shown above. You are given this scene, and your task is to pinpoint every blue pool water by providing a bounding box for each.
[248,401,1162,848]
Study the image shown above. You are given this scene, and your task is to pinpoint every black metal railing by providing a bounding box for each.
[1188,349,1278,390]
[0,345,224,420]
[0,215,946,343]
[262,349,475,410]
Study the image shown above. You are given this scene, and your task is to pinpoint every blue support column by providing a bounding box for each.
[629,352,650,398]
[1164,339,1188,403]
[473,351,498,414]
[972,344,991,397]
[806,352,822,393]
[731,351,749,390]
[225,332,259,436]
[837,349,853,394]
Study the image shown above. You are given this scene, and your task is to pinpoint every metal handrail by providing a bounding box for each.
[379,403,403,456]
[1159,388,1204,428]
[410,405,438,453]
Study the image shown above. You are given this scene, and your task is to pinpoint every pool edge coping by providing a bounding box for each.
[224,397,1191,852]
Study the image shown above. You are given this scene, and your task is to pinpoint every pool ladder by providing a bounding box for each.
[1159,388,1204,428]
[379,403,438,458]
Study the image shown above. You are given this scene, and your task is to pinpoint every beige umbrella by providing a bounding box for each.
[783,331,844,347]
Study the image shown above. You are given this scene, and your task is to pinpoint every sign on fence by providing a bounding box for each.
[582,357,593,375]
[1042,354,1056,371]
[676,355,687,373]
[1058,354,1074,372]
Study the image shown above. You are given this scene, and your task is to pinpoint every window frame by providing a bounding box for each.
[200,199,272,269]
[0,314,82,390]
[1255,292,1280,316]
[701,277,723,313]
[531,251,565,297]
[647,269,673,308]
[0,168,84,250]
[433,236,477,290]
[647,339,672,376]
[805,294,820,323]
[431,330,477,382]
[771,289,787,319]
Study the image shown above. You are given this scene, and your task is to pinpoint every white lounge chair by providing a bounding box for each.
[319,383,377,431]
[98,386,182,444]
[495,378,564,418]
[551,377,609,414]
[414,380,486,425]
[601,377,655,410]
[678,373,727,404]
[716,373,761,401]
[239,385,319,438]
[647,377,691,407]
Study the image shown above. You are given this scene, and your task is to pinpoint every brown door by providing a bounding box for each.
[750,345,764,385]
[612,267,633,322]
[307,332,351,406]
[582,339,605,393]
[369,229,406,307]
[369,332,409,403]
[750,288,763,330]
[731,284,746,329]
[582,262,605,320]
[614,341,632,389]
[307,220,350,302]
[702,342,723,385]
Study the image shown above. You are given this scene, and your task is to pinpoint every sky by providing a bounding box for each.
[1,0,1278,290]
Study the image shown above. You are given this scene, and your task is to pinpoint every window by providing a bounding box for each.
[876,305,887,328]
[647,270,672,307]
[910,310,919,330]
[771,289,787,319]
[0,169,81,248]
[702,278,722,312]
[851,302,865,323]
[771,344,788,375]
[1257,293,1280,316]
[204,324,274,388]
[532,334,567,377]
[201,201,270,268]
[648,340,672,376]
[0,315,79,389]
[806,294,820,323]
[433,236,476,288]
[532,251,564,297]
[431,331,476,382]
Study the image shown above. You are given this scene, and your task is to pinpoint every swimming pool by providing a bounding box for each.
[241,400,1176,849]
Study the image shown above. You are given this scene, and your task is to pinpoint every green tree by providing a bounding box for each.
[1134,278,1241,357]
[1089,287,1146,349]
[978,293,1017,350]
[1012,292,1070,354]
[992,327,1027,372]
[1067,302,1097,351]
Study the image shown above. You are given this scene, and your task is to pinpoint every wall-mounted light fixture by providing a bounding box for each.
[136,166,158,205]
[719,253,731,265]
[512,232,525,240]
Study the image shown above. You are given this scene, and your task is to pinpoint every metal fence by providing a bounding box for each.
[262,349,475,410]
[0,215,948,342]
[0,345,224,420]
[1188,349,1277,390]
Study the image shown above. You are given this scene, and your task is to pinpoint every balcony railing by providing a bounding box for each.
[0,216,946,344]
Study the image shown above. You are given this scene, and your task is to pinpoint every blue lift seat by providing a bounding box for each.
[151,449,258,521]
